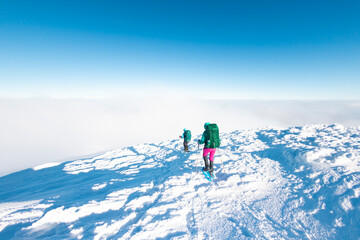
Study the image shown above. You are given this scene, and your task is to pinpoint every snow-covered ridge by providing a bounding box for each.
[0,124,359,239]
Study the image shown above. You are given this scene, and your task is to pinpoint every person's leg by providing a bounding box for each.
[184,141,189,151]
[209,161,214,177]
[209,148,216,161]
[203,149,210,171]
[208,149,216,176]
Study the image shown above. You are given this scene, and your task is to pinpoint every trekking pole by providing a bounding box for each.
[218,149,226,173]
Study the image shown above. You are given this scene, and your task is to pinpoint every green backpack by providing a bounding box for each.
[184,130,191,142]
[204,123,220,148]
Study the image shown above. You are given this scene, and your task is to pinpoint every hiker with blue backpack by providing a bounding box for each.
[198,123,220,178]
[180,128,191,152]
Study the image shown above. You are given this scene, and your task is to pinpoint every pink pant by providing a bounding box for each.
[203,148,216,161]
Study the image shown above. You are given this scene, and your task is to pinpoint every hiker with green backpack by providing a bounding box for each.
[198,122,220,177]
[180,128,191,152]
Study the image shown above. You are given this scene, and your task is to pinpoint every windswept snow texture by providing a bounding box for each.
[1,124,360,239]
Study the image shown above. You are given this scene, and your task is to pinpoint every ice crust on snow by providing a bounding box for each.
[92,183,107,191]
[0,124,360,239]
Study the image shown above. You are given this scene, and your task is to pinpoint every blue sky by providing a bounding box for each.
[1,0,360,99]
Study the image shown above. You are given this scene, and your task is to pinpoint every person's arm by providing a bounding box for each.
[198,132,205,144]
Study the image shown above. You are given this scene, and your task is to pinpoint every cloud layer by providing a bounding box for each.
[0,98,359,176]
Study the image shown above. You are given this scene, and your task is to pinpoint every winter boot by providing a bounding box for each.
[203,156,209,171]
[209,161,214,177]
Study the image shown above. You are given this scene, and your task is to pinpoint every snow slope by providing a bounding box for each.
[0,124,359,239]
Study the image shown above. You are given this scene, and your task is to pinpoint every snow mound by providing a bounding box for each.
[33,162,61,170]
[0,124,359,239]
